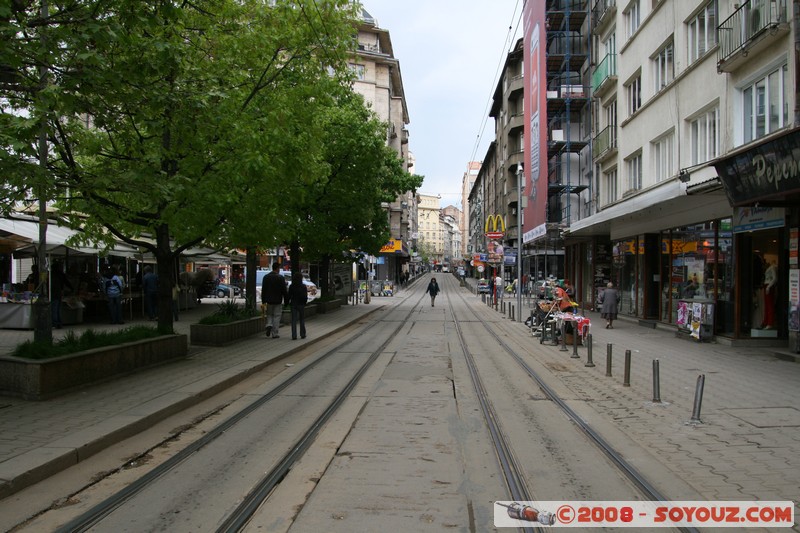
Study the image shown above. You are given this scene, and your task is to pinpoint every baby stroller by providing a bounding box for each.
[526,299,559,336]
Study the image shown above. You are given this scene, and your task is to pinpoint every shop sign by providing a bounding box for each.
[484,214,506,239]
[487,240,504,264]
[790,228,798,267]
[713,127,800,205]
[733,206,785,234]
[504,252,517,265]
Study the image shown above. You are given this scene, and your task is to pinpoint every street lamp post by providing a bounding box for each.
[516,163,523,322]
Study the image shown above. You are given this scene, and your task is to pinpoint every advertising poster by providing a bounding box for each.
[332,263,353,297]
[790,269,799,332]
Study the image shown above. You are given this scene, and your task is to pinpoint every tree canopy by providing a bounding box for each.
[0,1,420,329]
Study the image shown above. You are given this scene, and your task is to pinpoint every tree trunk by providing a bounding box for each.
[290,240,301,277]
[245,246,257,312]
[155,223,175,334]
[320,255,332,298]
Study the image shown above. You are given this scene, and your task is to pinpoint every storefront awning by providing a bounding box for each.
[565,177,731,240]
[0,217,114,257]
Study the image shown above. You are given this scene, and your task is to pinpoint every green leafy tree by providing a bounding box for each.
[275,91,423,296]
[1,0,359,331]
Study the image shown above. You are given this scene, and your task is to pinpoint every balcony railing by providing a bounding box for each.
[592,125,617,159]
[591,53,616,93]
[592,0,616,29]
[717,0,787,63]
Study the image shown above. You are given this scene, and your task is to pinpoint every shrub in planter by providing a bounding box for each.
[191,300,265,346]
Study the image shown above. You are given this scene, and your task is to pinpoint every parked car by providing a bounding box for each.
[214,282,242,299]
[250,270,319,302]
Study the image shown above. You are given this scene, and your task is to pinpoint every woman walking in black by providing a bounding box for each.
[426,277,440,307]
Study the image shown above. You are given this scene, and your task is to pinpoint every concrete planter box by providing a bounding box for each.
[190,316,266,346]
[0,334,188,401]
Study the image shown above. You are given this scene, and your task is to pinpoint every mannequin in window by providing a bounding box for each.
[761,260,777,329]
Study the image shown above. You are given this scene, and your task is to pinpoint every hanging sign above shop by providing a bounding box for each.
[713,127,800,206]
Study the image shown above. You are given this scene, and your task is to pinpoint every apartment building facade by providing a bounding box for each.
[355,9,413,283]
[565,0,798,347]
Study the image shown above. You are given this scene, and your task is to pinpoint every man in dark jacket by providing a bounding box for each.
[261,262,287,338]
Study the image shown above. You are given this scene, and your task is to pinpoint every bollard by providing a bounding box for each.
[511,304,515,321]
[585,334,595,367]
[606,343,613,376]
[551,320,559,346]
[571,327,580,358]
[690,374,705,422]
[481,293,485,304]
[560,321,568,351]
[652,359,661,403]
[623,349,631,387]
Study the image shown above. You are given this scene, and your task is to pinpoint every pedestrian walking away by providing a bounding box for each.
[600,281,620,329]
[426,277,440,307]
[261,262,287,338]
[103,265,125,324]
[288,271,308,340]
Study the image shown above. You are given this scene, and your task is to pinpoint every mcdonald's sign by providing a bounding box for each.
[484,214,506,239]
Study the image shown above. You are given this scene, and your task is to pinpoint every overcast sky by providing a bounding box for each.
[361,1,524,211]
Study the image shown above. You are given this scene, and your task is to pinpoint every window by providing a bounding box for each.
[652,131,674,182]
[690,106,719,164]
[604,168,618,205]
[349,63,366,80]
[742,64,788,144]
[626,74,642,116]
[687,1,717,64]
[626,152,642,191]
[653,40,674,91]
[624,1,640,38]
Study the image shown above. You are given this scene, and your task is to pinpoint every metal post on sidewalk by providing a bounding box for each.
[652,359,661,403]
[585,333,595,367]
[623,349,631,386]
[571,327,580,358]
[690,374,705,423]
[560,321,568,351]
[606,343,613,376]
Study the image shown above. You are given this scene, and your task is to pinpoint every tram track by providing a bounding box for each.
[54,290,429,533]
[42,273,696,532]
[444,279,698,533]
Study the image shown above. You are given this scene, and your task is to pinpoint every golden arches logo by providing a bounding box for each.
[484,214,506,237]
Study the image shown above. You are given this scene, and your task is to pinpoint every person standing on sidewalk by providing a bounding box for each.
[426,277,440,307]
[262,262,287,338]
[50,261,73,329]
[600,281,619,329]
[142,265,158,320]
[288,272,307,340]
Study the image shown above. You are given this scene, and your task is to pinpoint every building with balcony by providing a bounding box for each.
[355,8,412,282]
[564,0,798,348]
